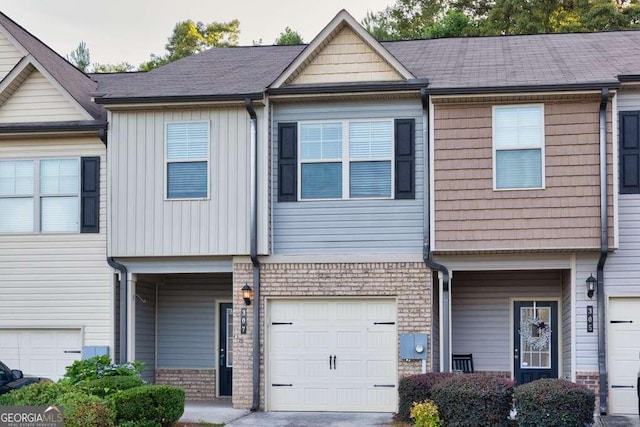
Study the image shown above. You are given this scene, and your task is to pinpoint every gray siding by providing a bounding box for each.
[135,282,156,383]
[451,270,563,372]
[617,90,640,111]
[272,100,424,254]
[156,274,232,368]
[108,107,268,257]
[432,275,440,371]
[561,270,572,378]
[576,254,599,371]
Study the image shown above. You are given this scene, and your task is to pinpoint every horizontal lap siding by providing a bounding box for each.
[0,32,23,81]
[109,108,255,257]
[0,138,111,346]
[434,99,614,252]
[451,270,562,372]
[273,100,424,254]
[156,274,232,368]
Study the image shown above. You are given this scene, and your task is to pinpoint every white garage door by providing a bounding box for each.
[608,298,640,415]
[267,299,397,412]
[0,329,82,381]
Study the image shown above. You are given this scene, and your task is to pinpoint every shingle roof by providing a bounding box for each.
[0,12,103,120]
[96,29,640,100]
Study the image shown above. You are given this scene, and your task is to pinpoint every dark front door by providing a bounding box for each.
[219,303,233,396]
[514,301,558,385]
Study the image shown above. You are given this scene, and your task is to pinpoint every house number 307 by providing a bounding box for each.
[241,308,247,334]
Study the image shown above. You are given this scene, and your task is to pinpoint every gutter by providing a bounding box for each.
[244,99,261,411]
[267,79,429,96]
[0,120,106,134]
[95,93,263,105]
[420,87,451,372]
[426,82,620,96]
[107,257,128,364]
[597,88,609,415]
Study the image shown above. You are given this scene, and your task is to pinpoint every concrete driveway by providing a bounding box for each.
[226,411,394,426]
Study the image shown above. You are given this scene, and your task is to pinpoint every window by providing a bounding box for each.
[166,121,209,199]
[0,158,80,233]
[298,120,393,200]
[619,111,640,194]
[493,105,544,190]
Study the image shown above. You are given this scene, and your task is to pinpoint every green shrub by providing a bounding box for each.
[110,385,185,427]
[55,391,115,427]
[395,372,456,422]
[80,375,144,398]
[431,373,515,427]
[514,378,594,427]
[411,400,443,427]
[0,382,69,406]
[60,355,144,385]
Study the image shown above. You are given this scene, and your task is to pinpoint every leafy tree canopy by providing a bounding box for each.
[140,19,240,71]
[275,27,304,45]
[67,41,91,72]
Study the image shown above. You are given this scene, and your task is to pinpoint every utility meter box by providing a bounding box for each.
[400,333,428,360]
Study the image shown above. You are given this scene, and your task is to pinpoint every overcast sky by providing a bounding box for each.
[2,0,393,67]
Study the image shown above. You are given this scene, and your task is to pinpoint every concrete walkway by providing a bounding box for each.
[596,415,640,426]
[226,412,394,426]
[179,400,250,425]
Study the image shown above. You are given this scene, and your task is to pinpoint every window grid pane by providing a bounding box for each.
[167,122,209,159]
[349,121,392,159]
[350,161,392,198]
[496,149,542,189]
[0,160,34,196]
[41,196,79,233]
[300,123,342,160]
[0,198,34,232]
[167,162,208,198]
[40,159,79,194]
[301,163,342,199]
[495,106,543,149]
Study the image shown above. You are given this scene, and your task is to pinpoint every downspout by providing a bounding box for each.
[597,88,609,415]
[107,257,128,364]
[245,99,261,411]
[420,88,451,372]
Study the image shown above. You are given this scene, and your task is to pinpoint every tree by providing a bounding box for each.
[92,62,135,73]
[140,19,240,71]
[362,0,445,40]
[275,27,304,45]
[67,41,91,72]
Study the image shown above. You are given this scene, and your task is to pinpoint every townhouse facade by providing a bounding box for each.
[0,9,638,417]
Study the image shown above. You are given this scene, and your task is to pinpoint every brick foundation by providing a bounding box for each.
[156,368,216,401]
[232,261,432,410]
[576,371,600,408]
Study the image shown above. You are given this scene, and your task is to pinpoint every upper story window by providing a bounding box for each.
[619,111,640,194]
[493,105,545,190]
[298,120,393,200]
[0,158,80,233]
[166,121,209,199]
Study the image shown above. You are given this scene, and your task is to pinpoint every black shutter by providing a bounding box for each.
[620,111,640,194]
[278,122,297,202]
[395,119,415,199]
[81,156,100,233]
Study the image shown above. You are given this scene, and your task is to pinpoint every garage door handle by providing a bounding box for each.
[611,385,635,388]
[64,350,81,354]
[374,384,395,388]
[272,384,292,387]
[333,355,336,370]
[610,320,633,323]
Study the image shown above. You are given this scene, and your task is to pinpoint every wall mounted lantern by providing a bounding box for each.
[586,274,597,299]
[242,284,253,306]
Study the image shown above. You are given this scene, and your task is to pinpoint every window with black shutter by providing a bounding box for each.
[620,111,640,194]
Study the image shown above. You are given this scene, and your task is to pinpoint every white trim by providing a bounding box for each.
[570,254,577,382]
[434,253,572,271]
[612,93,619,249]
[429,97,436,250]
[127,273,136,362]
[492,104,546,191]
[164,120,211,201]
[0,25,29,56]
[297,119,395,201]
[270,10,414,89]
[0,55,33,99]
[431,90,603,102]
[509,297,562,380]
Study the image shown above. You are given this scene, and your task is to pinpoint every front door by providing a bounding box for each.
[219,303,233,396]
[514,301,558,385]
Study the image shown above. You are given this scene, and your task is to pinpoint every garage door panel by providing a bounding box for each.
[608,297,640,415]
[268,299,397,412]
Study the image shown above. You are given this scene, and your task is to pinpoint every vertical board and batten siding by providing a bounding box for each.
[561,270,572,378]
[135,281,156,383]
[433,99,614,252]
[290,27,402,85]
[0,71,85,123]
[272,100,424,254]
[575,254,600,371]
[451,270,563,373]
[0,137,111,346]
[109,108,265,257]
[156,274,232,368]
[0,32,23,81]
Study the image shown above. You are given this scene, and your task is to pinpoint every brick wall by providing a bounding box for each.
[156,368,216,401]
[232,261,432,410]
[576,371,600,408]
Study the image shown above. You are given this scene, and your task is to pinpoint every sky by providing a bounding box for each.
[2,0,394,68]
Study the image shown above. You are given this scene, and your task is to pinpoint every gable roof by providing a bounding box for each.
[270,9,414,88]
[95,28,640,103]
[0,12,103,120]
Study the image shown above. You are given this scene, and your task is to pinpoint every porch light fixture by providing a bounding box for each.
[586,274,597,299]
[242,284,253,306]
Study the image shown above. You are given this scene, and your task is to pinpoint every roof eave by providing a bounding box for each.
[0,120,106,134]
[94,93,264,105]
[427,82,620,96]
[267,80,429,96]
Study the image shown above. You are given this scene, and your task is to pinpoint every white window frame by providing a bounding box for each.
[492,104,546,191]
[164,120,210,201]
[297,119,395,201]
[0,157,80,234]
